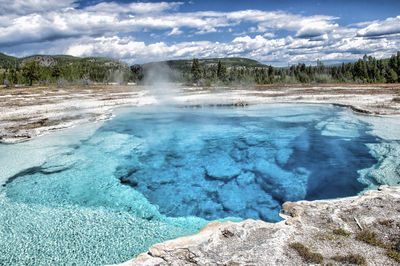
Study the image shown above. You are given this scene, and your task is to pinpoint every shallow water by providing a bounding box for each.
[0,104,398,265]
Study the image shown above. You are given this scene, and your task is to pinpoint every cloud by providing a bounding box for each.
[295,22,337,38]
[1,1,399,66]
[0,11,119,46]
[84,1,183,14]
[0,3,231,46]
[167,27,183,36]
[263,32,276,38]
[357,16,400,37]
[0,0,76,16]
[62,35,304,65]
[65,36,218,63]
[226,10,338,38]
[0,5,340,47]
[5,27,399,67]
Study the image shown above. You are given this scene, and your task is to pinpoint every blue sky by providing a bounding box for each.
[0,0,399,66]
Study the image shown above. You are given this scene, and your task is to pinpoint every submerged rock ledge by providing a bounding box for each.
[119,185,400,265]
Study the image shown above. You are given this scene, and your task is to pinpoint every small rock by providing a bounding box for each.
[221,229,234,238]
[282,202,304,217]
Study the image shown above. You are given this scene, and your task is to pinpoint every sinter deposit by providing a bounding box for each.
[122,185,400,265]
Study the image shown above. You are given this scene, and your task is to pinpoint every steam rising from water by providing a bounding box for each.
[110,69,126,85]
[142,62,181,105]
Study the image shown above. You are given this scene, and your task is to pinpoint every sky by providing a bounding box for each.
[0,0,399,66]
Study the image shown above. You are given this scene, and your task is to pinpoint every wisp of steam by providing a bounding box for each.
[142,62,180,105]
[111,70,126,85]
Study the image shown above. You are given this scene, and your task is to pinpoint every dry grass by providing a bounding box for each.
[332,228,350,237]
[356,230,388,248]
[387,249,400,262]
[355,229,400,263]
[289,242,324,264]
[331,254,366,265]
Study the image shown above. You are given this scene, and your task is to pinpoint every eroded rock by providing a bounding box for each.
[120,185,400,266]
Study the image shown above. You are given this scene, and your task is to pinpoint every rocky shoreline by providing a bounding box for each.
[120,185,400,265]
[1,84,400,143]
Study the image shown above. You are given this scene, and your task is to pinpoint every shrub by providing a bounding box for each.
[289,242,324,264]
[356,230,387,248]
[333,228,350,237]
[331,254,366,265]
[387,249,400,262]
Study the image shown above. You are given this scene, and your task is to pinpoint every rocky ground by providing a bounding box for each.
[1,83,400,143]
[0,85,153,143]
[121,185,400,266]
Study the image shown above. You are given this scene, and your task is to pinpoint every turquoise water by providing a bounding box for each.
[0,104,389,265]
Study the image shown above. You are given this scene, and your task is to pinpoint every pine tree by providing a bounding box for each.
[10,68,18,84]
[217,60,228,83]
[387,69,398,83]
[191,58,202,84]
[21,61,40,86]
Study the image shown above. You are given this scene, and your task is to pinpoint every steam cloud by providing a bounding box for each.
[142,62,181,105]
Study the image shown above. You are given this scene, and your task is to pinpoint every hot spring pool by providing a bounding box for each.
[1,104,399,265]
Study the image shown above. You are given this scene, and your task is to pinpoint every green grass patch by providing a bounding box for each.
[333,228,350,237]
[355,230,388,248]
[331,254,366,265]
[289,242,324,264]
[356,230,400,262]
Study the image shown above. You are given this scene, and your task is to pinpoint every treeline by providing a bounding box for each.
[0,57,133,86]
[185,52,400,85]
[1,52,399,87]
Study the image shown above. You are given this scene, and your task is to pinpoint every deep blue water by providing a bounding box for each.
[0,104,380,264]
[102,105,377,221]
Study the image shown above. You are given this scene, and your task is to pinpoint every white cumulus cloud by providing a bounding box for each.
[84,1,183,14]
[1,1,399,66]
[0,0,76,16]
[357,16,400,37]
